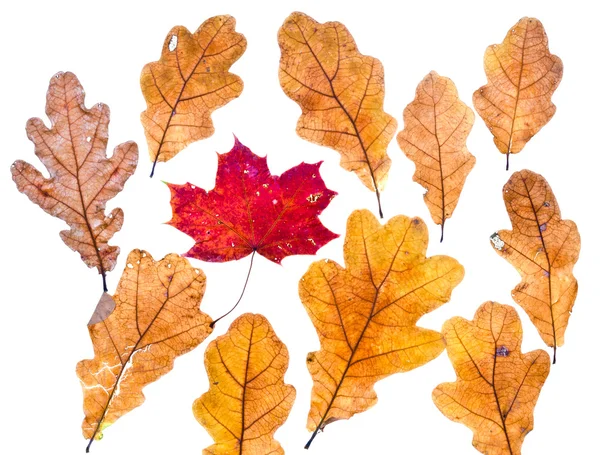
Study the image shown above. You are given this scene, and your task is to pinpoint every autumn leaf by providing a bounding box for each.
[299,209,464,448]
[397,71,475,242]
[77,249,212,451]
[141,15,247,177]
[193,313,296,454]
[11,71,138,291]
[433,301,550,455]
[473,17,563,170]
[278,12,398,217]
[168,137,338,324]
[490,170,579,363]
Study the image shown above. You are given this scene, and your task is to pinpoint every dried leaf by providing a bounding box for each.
[473,17,563,169]
[397,71,475,241]
[433,301,550,455]
[168,137,338,264]
[141,15,247,176]
[299,209,464,447]
[193,313,296,454]
[11,72,138,291]
[278,12,398,217]
[77,249,212,451]
[490,170,579,363]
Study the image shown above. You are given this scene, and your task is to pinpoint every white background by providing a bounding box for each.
[2,0,598,454]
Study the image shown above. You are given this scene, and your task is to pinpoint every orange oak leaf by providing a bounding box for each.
[299,209,464,448]
[193,313,296,454]
[397,71,475,242]
[433,301,550,455]
[11,72,138,291]
[490,170,580,363]
[278,12,398,217]
[141,15,247,177]
[473,17,563,170]
[77,249,212,451]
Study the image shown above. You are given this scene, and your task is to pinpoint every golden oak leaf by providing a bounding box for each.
[299,209,464,448]
[193,313,296,454]
[490,170,580,363]
[77,249,212,451]
[11,72,138,291]
[433,301,550,455]
[397,71,475,242]
[473,17,563,169]
[278,12,398,217]
[141,15,247,177]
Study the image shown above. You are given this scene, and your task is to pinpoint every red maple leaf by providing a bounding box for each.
[167,138,339,264]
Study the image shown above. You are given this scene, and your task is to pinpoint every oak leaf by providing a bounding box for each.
[397,71,475,241]
[473,17,563,169]
[168,137,338,264]
[433,301,550,455]
[278,12,398,217]
[490,170,580,363]
[141,15,247,177]
[193,313,296,454]
[11,72,138,291]
[77,249,212,451]
[299,209,464,448]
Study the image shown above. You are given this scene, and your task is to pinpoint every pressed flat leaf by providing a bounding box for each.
[77,249,212,450]
[168,137,338,264]
[473,17,563,169]
[141,15,246,176]
[397,71,475,241]
[278,11,398,217]
[11,72,138,291]
[299,209,464,447]
[433,302,550,455]
[490,170,579,362]
[193,313,296,454]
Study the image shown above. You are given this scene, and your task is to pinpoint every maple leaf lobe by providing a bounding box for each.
[11,71,138,283]
[168,138,338,264]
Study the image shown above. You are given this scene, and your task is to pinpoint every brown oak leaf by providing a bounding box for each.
[490,170,580,363]
[397,71,475,241]
[77,249,212,451]
[278,12,398,217]
[193,313,296,454]
[473,17,563,169]
[141,15,247,177]
[299,209,464,448]
[11,71,138,291]
[433,301,550,455]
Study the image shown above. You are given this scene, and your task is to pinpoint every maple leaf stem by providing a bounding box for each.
[553,346,557,364]
[506,152,510,171]
[101,271,108,292]
[85,438,93,453]
[440,220,445,243]
[210,250,256,328]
